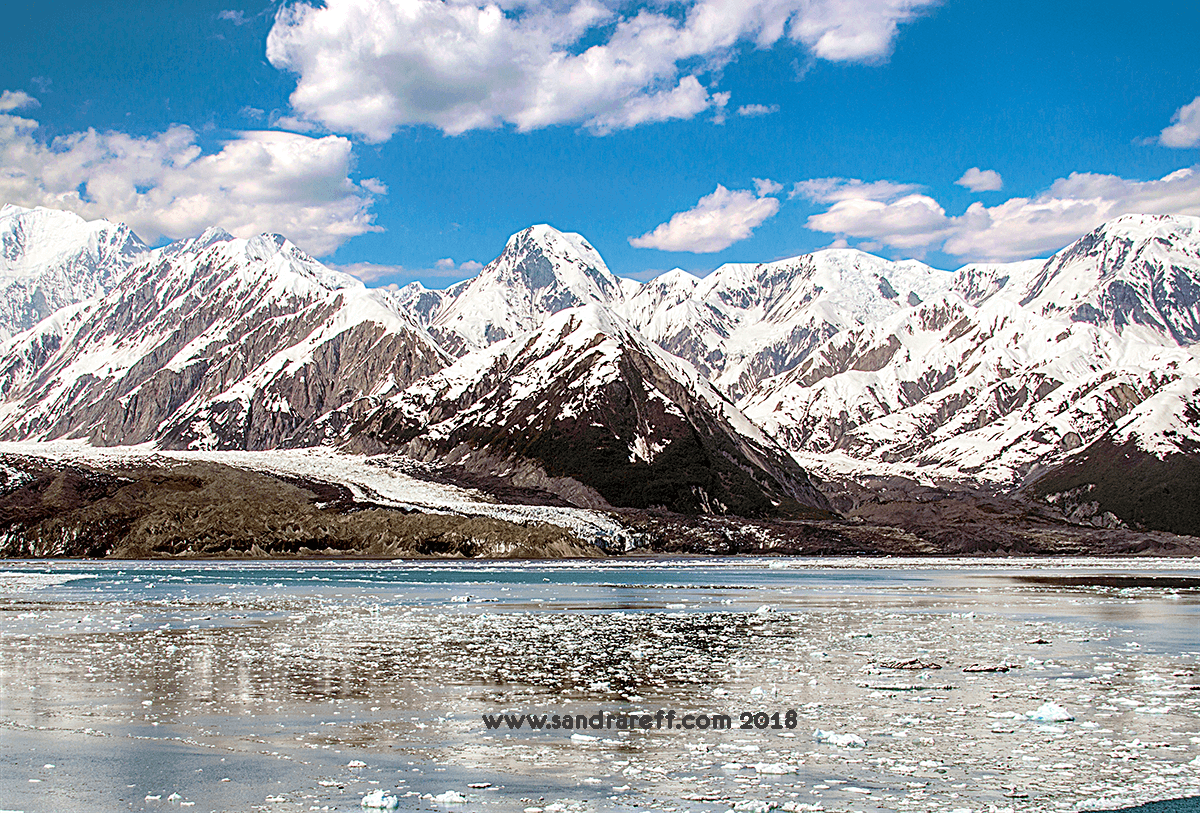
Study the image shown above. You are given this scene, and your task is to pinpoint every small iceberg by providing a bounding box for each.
[814,729,866,748]
[361,789,401,809]
[1026,701,1074,722]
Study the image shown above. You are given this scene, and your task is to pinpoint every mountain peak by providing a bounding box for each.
[1092,212,1199,243]
[0,204,147,340]
[424,225,624,355]
[1019,212,1200,343]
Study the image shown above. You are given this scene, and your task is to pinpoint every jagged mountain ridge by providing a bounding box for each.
[741,215,1200,497]
[0,223,449,450]
[622,250,954,399]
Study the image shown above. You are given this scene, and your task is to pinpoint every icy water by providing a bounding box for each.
[1,558,1199,813]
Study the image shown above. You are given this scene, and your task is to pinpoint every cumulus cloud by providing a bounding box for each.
[434,257,484,273]
[0,90,38,112]
[753,177,784,196]
[1160,96,1200,148]
[265,0,938,140]
[801,166,1200,262]
[0,96,381,256]
[630,183,781,253]
[955,167,1003,192]
[807,194,953,251]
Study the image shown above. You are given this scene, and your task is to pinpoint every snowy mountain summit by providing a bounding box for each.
[404,224,625,355]
[0,205,146,340]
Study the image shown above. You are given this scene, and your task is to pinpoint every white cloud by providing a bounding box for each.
[336,262,407,282]
[0,90,38,112]
[801,166,1200,262]
[737,103,779,117]
[0,98,381,256]
[339,256,484,285]
[955,167,1003,192]
[790,177,919,203]
[266,0,938,141]
[1160,96,1200,149]
[753,177,783,196]
[807,193,953,251]
[630,184,781,253]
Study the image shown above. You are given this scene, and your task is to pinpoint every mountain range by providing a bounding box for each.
[1,202,1198,552]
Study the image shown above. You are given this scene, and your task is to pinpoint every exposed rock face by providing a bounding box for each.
[0,230,448,450]
[354,305,832,518]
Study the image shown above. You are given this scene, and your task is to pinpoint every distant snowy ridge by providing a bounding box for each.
[0,205,146,341]
[741,215,1200,488]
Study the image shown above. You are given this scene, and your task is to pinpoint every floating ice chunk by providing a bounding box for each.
[433,791,468,804]
[755,605,775,614]
[1025,702,1074,722]
[570,733,599,742]
[814,729,866,748]
[361,790,401,810]
[348,760,368,768]
[732,800,778,813]
[753,762,795,775]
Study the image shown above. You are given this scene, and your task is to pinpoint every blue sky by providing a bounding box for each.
[1,0,1198,287]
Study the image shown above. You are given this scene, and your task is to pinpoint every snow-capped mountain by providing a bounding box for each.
[352,304,830,517]
[1015,214,1200,344]
[3,203,1200,532]
[0,205,146,341]
[741,216,1200,494]
[742,290,1197,483]
[399,224,626,356]
[0,228,447,449]
[621,250,954,399]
